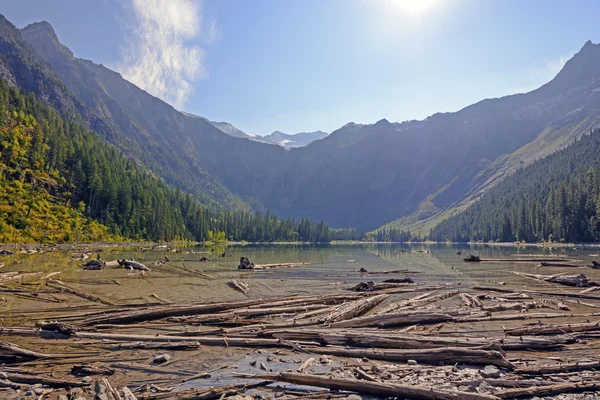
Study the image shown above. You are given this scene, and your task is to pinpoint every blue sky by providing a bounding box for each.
[3,0,600,135]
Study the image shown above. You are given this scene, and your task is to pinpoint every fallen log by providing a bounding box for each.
[304,345,515,369]
[376,290,460,314]
[252,262,310,269]
[108,342,201,351]
[0,328,318,349]
[460,293,483,308]
[244,372,500,400]
[511,271,590,287]
[0,341,60,360]
[348,281,413,292]
[505,320,600,336]
[324,294,388,323]
[46,279,114,305]
[227,280,250,296]
[117,259,151,271]
[514,360,600,375]
[80,298,273,325]
[457,312,600,324]
[329,309,484,329]
[496,382,600,398]
[4,373,89,388]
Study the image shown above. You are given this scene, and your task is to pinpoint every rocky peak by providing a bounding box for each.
[21,21,73,61]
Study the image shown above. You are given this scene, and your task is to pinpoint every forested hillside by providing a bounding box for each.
[0,78,341,243]
[429,129,600,243]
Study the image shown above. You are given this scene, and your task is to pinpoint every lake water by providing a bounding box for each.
[3,243,598,322]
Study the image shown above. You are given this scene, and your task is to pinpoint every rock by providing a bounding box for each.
[154,354,172,364]
[479,365,501,379]
[347,395,363,400]
[59,396,69,400]
[407,360,418,366]
[249,360,257,367]
[259,362,268,371]
[81,376,92,383]
[319,355,330,364]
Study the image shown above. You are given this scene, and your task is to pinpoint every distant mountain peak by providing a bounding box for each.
[545,39,600,92]
[21,21,73,59]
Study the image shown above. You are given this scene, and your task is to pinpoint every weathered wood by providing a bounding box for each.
[227,279,250,296]
[297,357,315,372]
[515,360,600,375]
[376,290,460,314]
[496,382,600,398]
[80,298,273,325]
[109,341,201,351]
[0,341,59,360]
[117,259,151,271]
[4,373,89,388]
[460,293,483,308]
[457,312,600,324]
[511,271,590,287]
[303,345,515,369]
[271,330,572,351]
[505,320,600,336]
[252,262,310,269]
[324,294,388,323]
[46,279,114,305]
[329,309,483,329]
[246,372,500,400]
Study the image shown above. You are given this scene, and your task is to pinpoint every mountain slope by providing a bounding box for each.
[17,16,600,232]
[20,20,259,211]
[429,128,600,243]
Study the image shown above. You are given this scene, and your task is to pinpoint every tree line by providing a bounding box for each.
[429,128,600,243]
[0,78,364,243]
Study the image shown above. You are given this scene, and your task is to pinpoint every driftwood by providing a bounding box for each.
[505,320,600,336]
[303,345,515,369]
[252,262,310,269]
[511,271,590,287]
[246,372,500,400]
[496,382,600,398]
[80,298,272,325]
[324,294,388,323]
[72,364,115,376]
[296,357,315,372]
[46,278,114,305]
[348,281,413,292]
[228,279,250,296]
[0,341,58,361]
[328,309,481,328]
[3,372,89,388]
[117,259,151,271]
[514,360,600,375]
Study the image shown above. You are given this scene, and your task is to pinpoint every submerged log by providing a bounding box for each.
[252,262,310,269]
[46,278,114,305]
[246,372,500,400]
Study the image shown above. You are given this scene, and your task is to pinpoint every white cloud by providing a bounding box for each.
[115,0,216,109]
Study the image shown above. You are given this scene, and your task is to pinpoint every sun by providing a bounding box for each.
[388,0,443,15]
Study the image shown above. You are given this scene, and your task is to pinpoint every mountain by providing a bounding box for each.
[12,16,600,232]
[203,117,328,148]
[20,20,268,211]
[257,130,329,148]
[429,127,600,243]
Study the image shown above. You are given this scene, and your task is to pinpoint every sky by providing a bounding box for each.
[2,0,600,136]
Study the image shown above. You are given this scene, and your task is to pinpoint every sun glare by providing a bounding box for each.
[388,0,443,15]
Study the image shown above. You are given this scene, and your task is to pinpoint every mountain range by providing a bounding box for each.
[3,14,600,234]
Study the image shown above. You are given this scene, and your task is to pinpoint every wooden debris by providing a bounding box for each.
[117,259,151,271]
[505,320,600,336]
[46,279,115,305]
[496,382,600,398]
[245,372,500,400]
[511,271,590,287]
[228,280,250,296]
